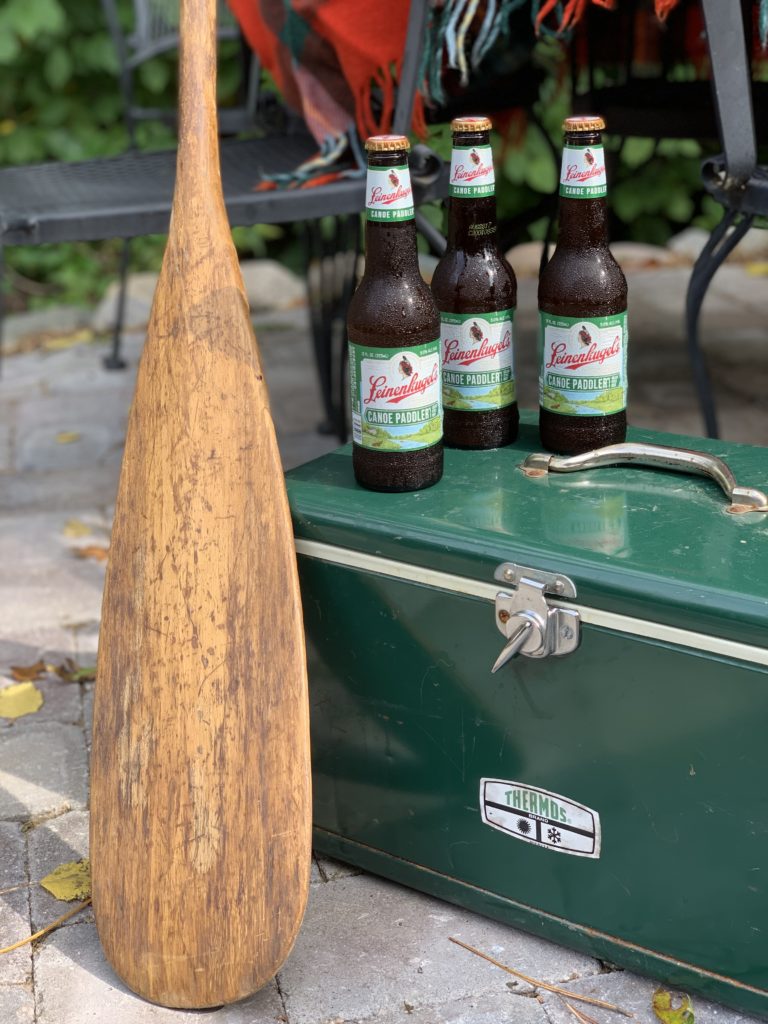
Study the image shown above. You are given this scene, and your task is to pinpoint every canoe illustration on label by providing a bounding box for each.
[479,778,601,858]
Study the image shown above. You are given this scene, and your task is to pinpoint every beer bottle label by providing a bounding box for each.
[365,165,414,221]
[539,312,627,416]
[441,310,516,411]
[449,145,495,197]
[559,145,607,198]
[349,339,442,450]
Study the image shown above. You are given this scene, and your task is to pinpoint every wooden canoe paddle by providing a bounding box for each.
[89,0,311,1008]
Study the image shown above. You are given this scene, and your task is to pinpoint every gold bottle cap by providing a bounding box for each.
[451,115,492,133]
[365,134,410,152]
[562,115,606,133]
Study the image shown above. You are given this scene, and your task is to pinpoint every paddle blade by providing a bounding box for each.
[90,237,311,1008]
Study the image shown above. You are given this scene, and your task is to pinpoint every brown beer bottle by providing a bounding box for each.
[431,116,518,449]
[538,115,628,454]
[347,135,443,492]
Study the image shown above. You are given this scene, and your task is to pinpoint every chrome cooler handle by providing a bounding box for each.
[522,442,768,514]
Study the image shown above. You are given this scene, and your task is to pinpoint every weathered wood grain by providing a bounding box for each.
[89,0,311,1007]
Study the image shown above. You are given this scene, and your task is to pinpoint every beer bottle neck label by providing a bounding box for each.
[440,310,516,412]
[365,164,414,221]
[449,144,495,197]
[559,144,607,199]
[348,340,442,450]
[539,311,627,416]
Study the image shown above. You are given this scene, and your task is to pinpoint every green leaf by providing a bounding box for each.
[652,989,694,1024]
[139,57,172,95]
[612,181,647,221]
[44,47,72,90]
[620,137,655,169]
[664,191,694,222]
[79,33,118,74]
[7,0,66,41]
[0,30,21,64]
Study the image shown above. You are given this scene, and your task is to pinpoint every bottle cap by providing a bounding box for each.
[365,134,410,152]
[451,115,492,133]
[562,115,606,133]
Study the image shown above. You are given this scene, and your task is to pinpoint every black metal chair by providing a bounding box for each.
[686,0,768,438]
[571,0,767,438]
[0,0,447,440]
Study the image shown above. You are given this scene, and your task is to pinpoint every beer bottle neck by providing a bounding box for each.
[447,196,499,253]
[363,218,421,274]
[362,149,420,273]
[555,130,610,249]
[447,130,498,253]
[556,196,610,249]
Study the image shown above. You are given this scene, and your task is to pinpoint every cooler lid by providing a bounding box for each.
[286,417,768,650]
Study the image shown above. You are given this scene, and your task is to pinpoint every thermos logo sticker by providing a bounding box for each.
[450,145,495,197]
[480,779,601,858]
[559,144,607,198]
[365,166,414,221]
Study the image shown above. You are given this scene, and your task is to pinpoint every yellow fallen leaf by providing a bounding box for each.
[9,660,47,682]
[54,659,96,683]
[62,518,93,539]
[42,328,94,351]
[0,682,44,719]
[55,432,81,444]
[40,859,91,902]
[73,545,109,562]
[745,262,768,276]
[653,989,694,1024]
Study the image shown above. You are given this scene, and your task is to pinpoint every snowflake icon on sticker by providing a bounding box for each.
[517,819,531,835]
[547,828,562,844]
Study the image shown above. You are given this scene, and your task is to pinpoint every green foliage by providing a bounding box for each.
[0,0,285,311]
[422,41,728,253]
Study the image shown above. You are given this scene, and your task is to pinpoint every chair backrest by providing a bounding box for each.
[100,0,259,139]
[701,0,757,187]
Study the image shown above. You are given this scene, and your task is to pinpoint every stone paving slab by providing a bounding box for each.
[32,923,286,1024]
[0,422,12,474]
[0,723,88,821]
[278,873,600,1024]
[539,968,761,1024]
[0,823,33,987]
[0,513,108,639]
[0,984,35,1024]
[27,810,92,932]
[372,990,548,1024]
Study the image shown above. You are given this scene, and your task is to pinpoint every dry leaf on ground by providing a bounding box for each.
[9,660,48,682]
[42,329,95,351]
[54,659,96,683]
[0,682,44,719]
[653,989,694,1024]
[62,518,94,539]
[40,859,91,902]
[73,545,109,562]
[55,432,81,444]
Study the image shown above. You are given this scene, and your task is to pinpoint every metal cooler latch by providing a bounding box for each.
[492,563,580,673]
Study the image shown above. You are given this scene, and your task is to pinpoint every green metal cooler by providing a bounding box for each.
[286,418,768,1017]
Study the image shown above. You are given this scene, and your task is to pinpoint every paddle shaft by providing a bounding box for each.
[90,0,311,1007]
